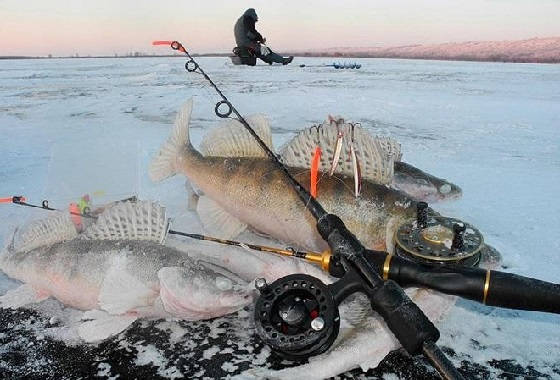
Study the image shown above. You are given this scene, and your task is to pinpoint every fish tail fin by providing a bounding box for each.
[149,99,194,182]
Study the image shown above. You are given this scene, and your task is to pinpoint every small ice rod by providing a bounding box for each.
[299,62,362,69]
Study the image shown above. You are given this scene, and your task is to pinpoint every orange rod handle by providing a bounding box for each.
[0,196,26,203]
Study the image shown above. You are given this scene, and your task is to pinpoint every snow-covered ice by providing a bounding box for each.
[1,56,559,378]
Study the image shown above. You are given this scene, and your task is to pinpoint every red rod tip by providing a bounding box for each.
[152,40,173,46]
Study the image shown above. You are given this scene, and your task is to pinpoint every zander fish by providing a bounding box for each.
[0,201,253,342]
[279,118,462,202]
[150,99,418,253]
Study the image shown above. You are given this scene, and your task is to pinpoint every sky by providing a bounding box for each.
[1,0,559,56]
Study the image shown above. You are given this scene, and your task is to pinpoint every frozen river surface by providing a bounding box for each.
[0,56,559,378]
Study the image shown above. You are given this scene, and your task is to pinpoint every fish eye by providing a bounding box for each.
[215,277,233,290]
[439,184,452,194]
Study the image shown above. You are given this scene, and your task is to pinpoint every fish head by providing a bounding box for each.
[397,177,462,202]
[158,262,253,320]
[434,180,462,201]
[393,162,462,202]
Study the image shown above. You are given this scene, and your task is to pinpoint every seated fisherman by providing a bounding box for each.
[234,8,293,65]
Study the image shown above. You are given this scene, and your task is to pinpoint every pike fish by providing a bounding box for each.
[279,118,462,202]
[150,99,418,252]
[0,201,253,342]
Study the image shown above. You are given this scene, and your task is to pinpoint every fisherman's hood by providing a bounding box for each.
[244,8,258,21]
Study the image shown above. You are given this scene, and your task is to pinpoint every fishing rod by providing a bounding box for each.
[3,196,97,219]
[154,40,462,380]
[171,226,560,314]
[6,196,559,314]
[5,194,332,267]
[299,62,362,69]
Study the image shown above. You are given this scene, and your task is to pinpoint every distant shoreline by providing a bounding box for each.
[1,53,558,64]
[3,37,559,64]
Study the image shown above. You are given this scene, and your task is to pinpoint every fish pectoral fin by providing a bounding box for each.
[185,180,201,211]
[99,256,159,315]
[199,114,273,157]
[0,284,50,309]
[196,196,247,239]
[78,309,137,342]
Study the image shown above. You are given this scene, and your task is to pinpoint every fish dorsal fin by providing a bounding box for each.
[81,200,169,243]
[376,136,403,162]
[196,195,247,239]
[280,121,401,185]
[199,114,273,158]
[14,212,78,253]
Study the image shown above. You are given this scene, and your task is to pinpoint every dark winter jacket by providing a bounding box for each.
[234,8,264,48]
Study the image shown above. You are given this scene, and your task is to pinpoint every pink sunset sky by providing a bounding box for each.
[1,0,559,56]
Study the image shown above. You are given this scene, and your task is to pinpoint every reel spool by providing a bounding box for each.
[394,202,484,267]
[254,274,340,360]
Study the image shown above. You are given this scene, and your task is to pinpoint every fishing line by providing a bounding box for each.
[6,196,95,219]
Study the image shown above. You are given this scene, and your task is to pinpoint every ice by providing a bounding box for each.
[135,343,184,378]
[1,56,559,375]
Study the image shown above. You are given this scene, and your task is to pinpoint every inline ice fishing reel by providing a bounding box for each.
[253,275,340,360]
[393,202,484,268]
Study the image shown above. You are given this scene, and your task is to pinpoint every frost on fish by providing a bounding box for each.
[280,117,401,185]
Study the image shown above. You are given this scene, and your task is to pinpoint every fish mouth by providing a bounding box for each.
[410,182,462,202]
